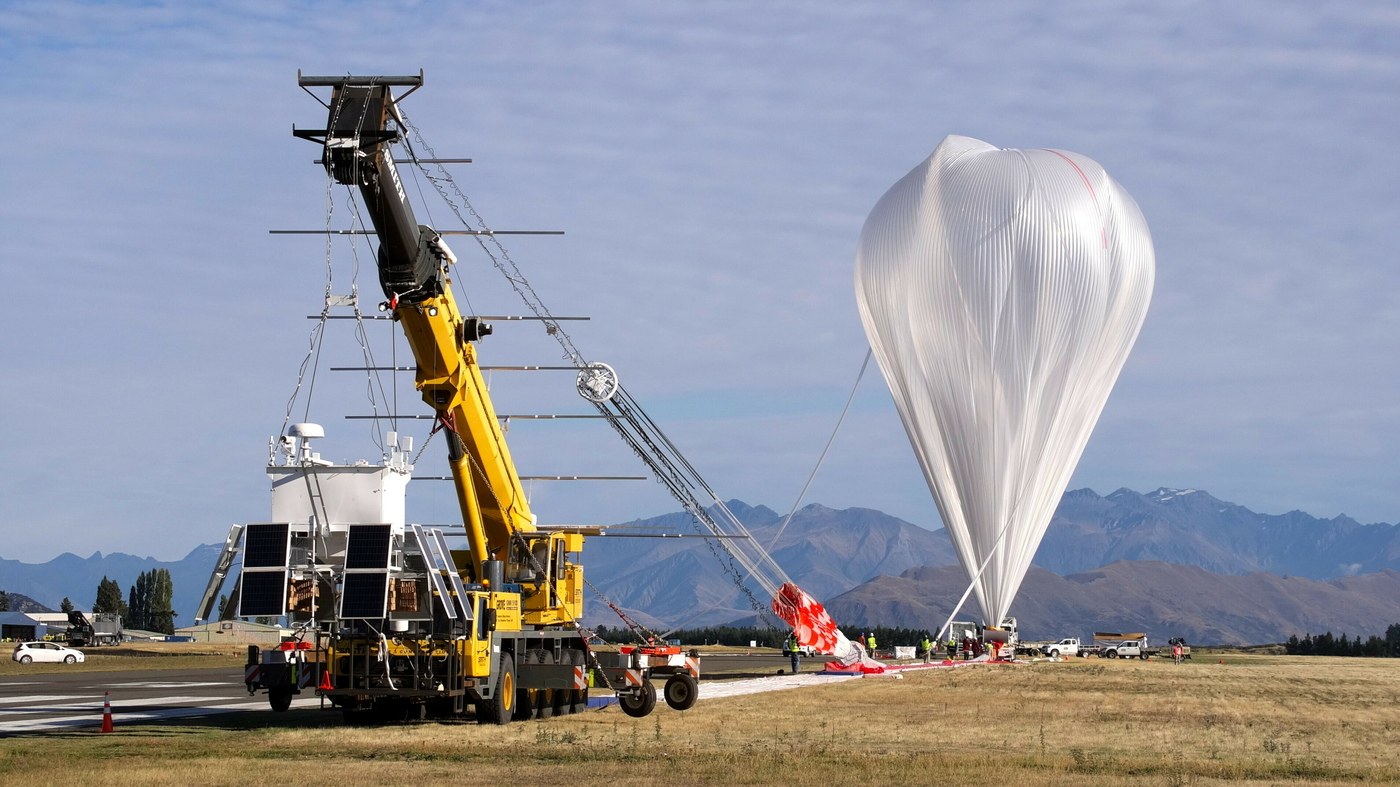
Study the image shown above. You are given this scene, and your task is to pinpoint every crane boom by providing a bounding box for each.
[297,74,535,583]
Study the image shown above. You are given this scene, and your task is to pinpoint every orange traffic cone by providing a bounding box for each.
[318,666,333,691]
[101,691,113,733]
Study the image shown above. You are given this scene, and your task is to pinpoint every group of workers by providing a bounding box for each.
[917,634,987,662]
[783,631,881,674]
[783,629,999,673]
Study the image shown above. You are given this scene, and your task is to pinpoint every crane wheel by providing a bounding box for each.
[619,681,657,718]
[562,649,589,714]
[570,688,589,715]
[516,650,553,720]
[269,686,294,713]
[514,689,536,721]
[478,655,515,725]
[663,674,698,711]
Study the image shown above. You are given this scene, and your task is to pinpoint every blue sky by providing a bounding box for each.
[1,1,1398,562]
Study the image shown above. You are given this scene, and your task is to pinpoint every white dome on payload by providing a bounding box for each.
[855,135,1155,626]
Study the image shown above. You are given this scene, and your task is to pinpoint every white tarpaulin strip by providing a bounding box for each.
[697,672,862,700]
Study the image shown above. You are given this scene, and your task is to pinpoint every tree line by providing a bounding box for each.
[91,570,177,635]
[597,623,939,648]
[1284,624,1400,657]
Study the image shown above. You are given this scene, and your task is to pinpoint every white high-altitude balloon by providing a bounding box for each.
[855,135,1154,626]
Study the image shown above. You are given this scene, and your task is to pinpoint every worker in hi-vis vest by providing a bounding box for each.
[784,632,801,674]
[920,636,933,663]
[866,633,877,653]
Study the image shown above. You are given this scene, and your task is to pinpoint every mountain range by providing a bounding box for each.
[582,487,1400,634]
[581,500,956,629]
[823,562,1400,645]
[0,545,224,627]
[4,486,1400,642]
[1037,487,1400,578]
[1,592,53,614]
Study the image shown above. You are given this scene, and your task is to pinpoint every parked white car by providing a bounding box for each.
[12,641,86,664]
[1043,638,1081,658]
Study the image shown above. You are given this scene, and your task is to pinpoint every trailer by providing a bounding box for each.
[244,641,324,713]
[593,645,700,716]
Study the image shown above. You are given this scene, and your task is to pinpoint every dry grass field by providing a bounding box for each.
[2,654,1398,785]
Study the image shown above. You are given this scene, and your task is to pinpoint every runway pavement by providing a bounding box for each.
[0,653,815,735]
[0,667,320,735]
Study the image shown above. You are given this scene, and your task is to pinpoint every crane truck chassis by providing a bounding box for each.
[200,71,702,723]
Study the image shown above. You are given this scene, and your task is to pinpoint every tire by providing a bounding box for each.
[1140,654,1148,661]
[562,650,589,714]
[1106,650,1118,659]
[478,654,515,725]
[64,655,77,664]
[535,689,555,720]
[18,655,30,665]
[570,688,590,715]
[663,674,698,711]
[516,650,552,720]
[514,689,537,721]
[1048,649,1059,658]
[619,681,657,718]
[269,686,294,713]
[551,685,569,718]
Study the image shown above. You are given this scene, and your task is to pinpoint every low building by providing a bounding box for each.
[174,620,290,645]
[26,613,72,629]
[0,612,48,641]
[122,629,172,642]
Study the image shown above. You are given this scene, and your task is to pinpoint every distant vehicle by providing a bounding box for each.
[783,644,818,657]
[1167,637,1192,660]
[1042,638,1082,658]
[990,617,1019,648]
[1101,637,1149,660]
[66,611,123,647]
[13,641,86,664]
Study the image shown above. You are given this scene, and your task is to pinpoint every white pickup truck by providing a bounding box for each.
[1101,637,1150,660]
[1041,638,1081,658]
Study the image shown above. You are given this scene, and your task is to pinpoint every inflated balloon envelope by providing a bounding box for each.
[855,135,1155,628]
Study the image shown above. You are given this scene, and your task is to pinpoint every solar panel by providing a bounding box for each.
[243,524,290,569]
[345,525,392,569]
[238,571,288,617]
[340,572,389,619]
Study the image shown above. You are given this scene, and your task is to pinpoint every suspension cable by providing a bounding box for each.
[766,348,872,551]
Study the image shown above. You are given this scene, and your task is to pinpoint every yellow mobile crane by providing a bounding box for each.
[197,72,705,724]
[302,72,592,724]
[269,73,695,723]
